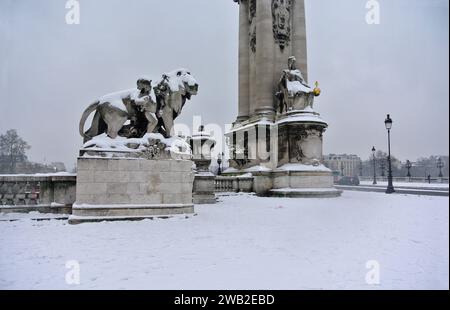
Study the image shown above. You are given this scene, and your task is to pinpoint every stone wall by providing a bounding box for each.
[76,158,194,206]
[0,174,76,206]
[0,174,76,213]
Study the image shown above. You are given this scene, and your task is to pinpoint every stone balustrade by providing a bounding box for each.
[358,176,449,184]
[215,176,237,192]
[214,176,254,193]
[0,177,40,206]
[0,173,255,214]
[1,171,446,212]
[0,174,76,213]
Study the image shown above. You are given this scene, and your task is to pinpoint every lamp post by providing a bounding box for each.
[340,162,345,177]
[372,146,377,185]
[359,161,363,177]
[437,157,444,178]
[217,152,224,176]
[385,114,395,194]
[405,160,412,181]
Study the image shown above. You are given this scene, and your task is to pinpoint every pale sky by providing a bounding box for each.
[0,0,448,169]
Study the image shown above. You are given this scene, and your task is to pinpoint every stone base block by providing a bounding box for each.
[193,194,216,205]
[72,157,195,224]
[193,173,216,204]
[269,168,342,198]
[68,203,194,224]
[0,204,72,215]
[264,167,342,198]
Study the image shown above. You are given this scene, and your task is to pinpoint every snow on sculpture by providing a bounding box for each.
[157,69,199,138]
[276,56,321,114]
[72,70,199,224]
[79,69,198,143]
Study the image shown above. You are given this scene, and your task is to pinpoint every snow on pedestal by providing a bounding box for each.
[269,109,341,198]
[225,108,341,198]
[70,134,195,224]
[80,133,191,160]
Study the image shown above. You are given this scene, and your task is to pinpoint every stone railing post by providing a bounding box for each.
[38,176,54,206]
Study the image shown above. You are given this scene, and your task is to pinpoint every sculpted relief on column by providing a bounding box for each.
[272,0,292,51]
[248,0,257,53]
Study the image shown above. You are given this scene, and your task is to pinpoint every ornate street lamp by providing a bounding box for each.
[384,114,395,194]
[372,146,377,185]
[405,160,412,181]
[217,152,224,176]
[437,157,444,178]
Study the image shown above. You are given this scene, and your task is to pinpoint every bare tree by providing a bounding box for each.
[0,129,31,174]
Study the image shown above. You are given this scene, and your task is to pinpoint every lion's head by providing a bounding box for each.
[162,68,199,99]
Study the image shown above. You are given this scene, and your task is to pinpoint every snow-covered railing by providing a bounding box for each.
[1,173,253,210]
[215,176,254,193]
[0,174,76,208]
[358,176,449,184]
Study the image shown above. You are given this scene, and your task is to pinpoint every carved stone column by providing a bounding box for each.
[254,0,276,120]
[292,0,308,83]
[227,0,340,198]
[233,0,307,121]
[237,0,250,122]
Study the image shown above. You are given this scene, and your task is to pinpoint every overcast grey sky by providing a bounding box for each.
[0,0,448,169]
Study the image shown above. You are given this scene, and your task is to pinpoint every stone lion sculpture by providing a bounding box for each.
[156,69,199,138]
[79,69,198,142]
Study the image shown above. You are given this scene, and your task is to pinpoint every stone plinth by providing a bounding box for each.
[270,167,341,198]
[225,111,341,198]
[193,173,216,204]
[188,127,217,205]
[270,111,340,197]
[226,121,274,171]
[69,157,195,224]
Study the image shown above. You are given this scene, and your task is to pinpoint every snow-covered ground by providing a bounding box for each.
[0,191,448,290]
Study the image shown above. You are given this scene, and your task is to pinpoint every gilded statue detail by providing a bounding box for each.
[276,56,321,114]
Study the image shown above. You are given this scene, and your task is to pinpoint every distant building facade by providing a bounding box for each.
[323,154,362,177]
[0,159,66,175]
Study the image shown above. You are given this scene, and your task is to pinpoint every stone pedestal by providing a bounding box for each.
[226,122,274,171]
[271,110,340,197]
[69,157,195,224]
[225,110,341,198]
[189,126,217,205]
[270,168,341,198]
[193,173,216,204]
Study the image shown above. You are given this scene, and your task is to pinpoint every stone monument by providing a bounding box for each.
[70,69,200,224]
[188,126,217,204]
[226,0,341,197]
